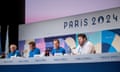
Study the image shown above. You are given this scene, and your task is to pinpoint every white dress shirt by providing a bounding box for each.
[75,41,95,55]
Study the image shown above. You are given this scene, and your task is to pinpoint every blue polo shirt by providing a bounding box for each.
[7,50,21,58]
[29,48,40,57]
[51,47,65,55]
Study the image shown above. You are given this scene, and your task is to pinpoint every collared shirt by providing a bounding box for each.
[7,50,21,58]
[51,47,65,56]
[29,48,40,57]
[76,41,95,54]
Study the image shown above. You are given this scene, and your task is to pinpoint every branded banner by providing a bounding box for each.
[19,7,120,57]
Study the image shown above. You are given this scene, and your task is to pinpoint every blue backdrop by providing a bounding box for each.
[0,62,120,72]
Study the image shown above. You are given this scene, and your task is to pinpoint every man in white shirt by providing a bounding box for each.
[74,34,96,55]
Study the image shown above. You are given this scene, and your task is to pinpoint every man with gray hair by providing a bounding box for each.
[7,44,21,58]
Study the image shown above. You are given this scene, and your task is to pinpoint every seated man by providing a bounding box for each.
[28,41,40,57]
[74,34,96,55]
[51,39,66,56]
[7,44,21,58]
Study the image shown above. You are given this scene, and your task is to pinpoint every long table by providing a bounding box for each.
[0,52,120,65]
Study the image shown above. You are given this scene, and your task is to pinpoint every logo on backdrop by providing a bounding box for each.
[64,14,118,29]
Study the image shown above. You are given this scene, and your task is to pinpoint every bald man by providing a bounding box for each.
[7,44,21,58]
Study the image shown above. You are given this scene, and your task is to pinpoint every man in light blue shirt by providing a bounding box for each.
[28,41,40,57]
[51,39,65,56]
[7,44,21,58]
